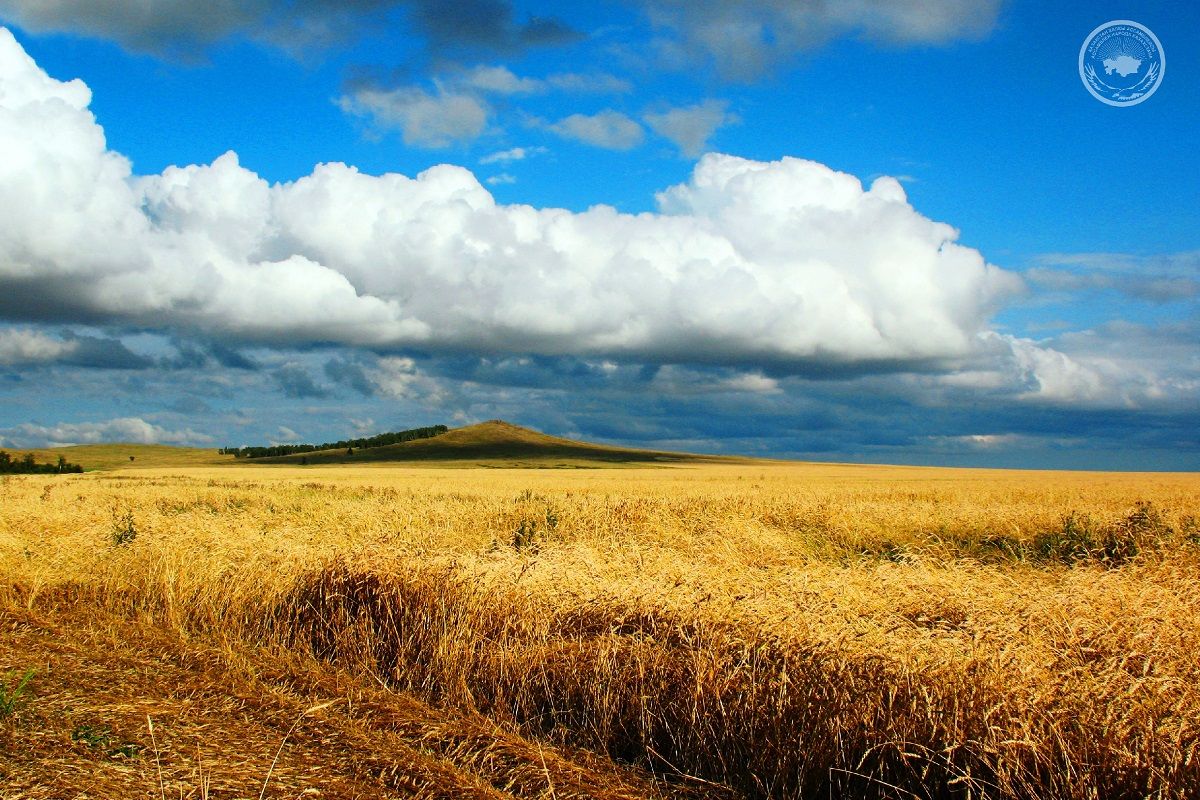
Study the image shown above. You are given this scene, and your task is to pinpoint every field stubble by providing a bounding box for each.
[1,464,1198,798]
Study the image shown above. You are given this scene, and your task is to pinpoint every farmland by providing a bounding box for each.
[1,457,1198,798]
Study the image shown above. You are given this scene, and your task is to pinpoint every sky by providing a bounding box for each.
[0,0,1197,470]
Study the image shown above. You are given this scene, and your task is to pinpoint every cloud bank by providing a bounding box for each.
[1028,251,1200,303]
[0,416,212,448]
[0,27,1020,374]
[0,0,577,56]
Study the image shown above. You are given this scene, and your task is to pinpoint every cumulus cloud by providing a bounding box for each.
[0,328,77,365]
[336,84,489,147]
[936,326,1200,411]
[641,0,1003,79]
[0,328,150,368]
[547,109,645,149]
[1004,335,1112,405]
[370,356,451,405]
[0,29,1025,377]
[643,99,737,157]
[0,416,212,447]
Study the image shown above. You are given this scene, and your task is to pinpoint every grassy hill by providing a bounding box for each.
[257,420,740,467]
[1,421,743,472]
[1,443,233,472]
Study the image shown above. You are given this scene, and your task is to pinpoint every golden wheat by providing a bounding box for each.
[2,463,1198,798]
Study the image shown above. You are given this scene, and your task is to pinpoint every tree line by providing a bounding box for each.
[0,451,84,474]
[219,424,449,459]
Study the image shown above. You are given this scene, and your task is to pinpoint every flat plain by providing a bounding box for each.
[1,451,1198,798]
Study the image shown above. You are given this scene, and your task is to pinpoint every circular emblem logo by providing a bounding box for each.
[1079,20,1165,107]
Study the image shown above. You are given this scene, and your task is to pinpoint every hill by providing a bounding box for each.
[259,420,739,467]
[1,422,743,472]
[1,443,232,471]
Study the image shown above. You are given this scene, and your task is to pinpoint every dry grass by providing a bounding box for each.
[0,606,674,799]
[1,463,1198,798]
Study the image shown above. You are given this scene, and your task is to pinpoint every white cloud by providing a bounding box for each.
[924,433,1036,452]
[485,172,516,185]
[336,63,640,150]
[459,64,542,95]
[480,145,546,164]
[942,329,1200,410]
[0,328,78,364]
[371,356,450,405]
[642,364,786,399]
[1,416,213,448]
[643,99,737,157]
[721,372,781,394]
[270,425,301,444]
[852,0,1003,44]
[547,109,644,150]
[1005,335,1110,404]
[1,29,1027,376]
[336,84,488,147]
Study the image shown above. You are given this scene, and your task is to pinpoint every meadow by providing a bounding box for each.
[1,461,1198,798]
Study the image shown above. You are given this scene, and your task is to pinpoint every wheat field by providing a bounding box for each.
[2,463,1198,798]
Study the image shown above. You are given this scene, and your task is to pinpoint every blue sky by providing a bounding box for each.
[0,0,1197,469]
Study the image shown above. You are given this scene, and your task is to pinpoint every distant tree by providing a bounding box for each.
[0,451,82,474]
[129,455,135,462]
[221,424,449,459]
